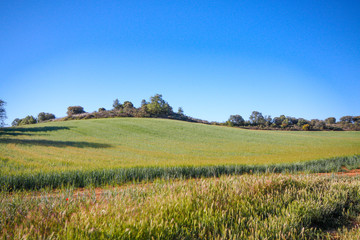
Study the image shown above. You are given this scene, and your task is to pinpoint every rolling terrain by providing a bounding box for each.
[2,118,360,239]
[1,118,360,177]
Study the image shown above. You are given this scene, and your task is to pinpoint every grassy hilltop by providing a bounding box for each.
[1,118,360,176]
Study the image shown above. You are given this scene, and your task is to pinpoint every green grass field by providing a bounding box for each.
[1,118,360,176]
[2,118,360,239]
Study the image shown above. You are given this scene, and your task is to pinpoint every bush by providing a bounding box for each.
[147,94,173,116]
[37,112,55,122]
[98,108,106,112]
[228,115,245,126]
[18,115,37,125]
[325,117,336,124]
[302,124,310,131]
[67,106,85,116]
[11,118,21,126]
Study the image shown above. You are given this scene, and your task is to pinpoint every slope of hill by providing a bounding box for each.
[1,118,360,177]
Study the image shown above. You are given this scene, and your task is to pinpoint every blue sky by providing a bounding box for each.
[1,0,359,125]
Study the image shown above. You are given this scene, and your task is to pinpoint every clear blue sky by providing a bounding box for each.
[1,0,359,125]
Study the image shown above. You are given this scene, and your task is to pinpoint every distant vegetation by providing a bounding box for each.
[5,94,360,130]
[0,99,6,127]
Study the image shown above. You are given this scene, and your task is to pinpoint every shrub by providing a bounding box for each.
[18,115,37,125]
[147,94,173,116]
[302,124,310,131]
[340,116,353,124]
[228,115,245,126]
[113,99,122,110]
[98,108,106,112]
[37,112,55,122]
[11,118,21,126]
[325,117,336,124]
[67,106,85,116]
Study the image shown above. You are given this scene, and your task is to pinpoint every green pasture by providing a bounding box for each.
[1,118,360,176]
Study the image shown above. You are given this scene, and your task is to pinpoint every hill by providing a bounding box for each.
[1,118,360,177]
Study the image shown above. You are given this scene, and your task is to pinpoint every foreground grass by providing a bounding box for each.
[1,118,360,177]
[2,174,360,239]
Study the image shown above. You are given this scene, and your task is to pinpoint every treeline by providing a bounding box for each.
[226,112,360,131]
[11,94,203,126]
[9,94,360,131]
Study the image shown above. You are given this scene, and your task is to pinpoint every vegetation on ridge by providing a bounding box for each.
[4,94,359,130]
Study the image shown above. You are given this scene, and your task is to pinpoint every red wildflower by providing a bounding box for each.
[66,198,69,201]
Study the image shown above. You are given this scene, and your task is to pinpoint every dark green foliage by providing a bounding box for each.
[315,120,326,130]
[11,118,21,127]
[67,106,85,116]
[10,116,36,126]
[123,101,134,113]
[228,115,244,126]
[325,117,336,124]
[249,111,266,125]
[340,116,353,124]
[353,116,360,123]
[37,112,55,122]
[113,99,122,110]
[297,118,308,127]
[0,100,6,127]
[1,155,359,191]
[12,116,37,126]
[147,94,173,116]
[123,101,134,109]
[177,107,184,115]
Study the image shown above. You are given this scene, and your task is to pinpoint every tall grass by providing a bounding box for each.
[1,174,360,239]
[1,155,360,191]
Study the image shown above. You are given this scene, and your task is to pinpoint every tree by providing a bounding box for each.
[177,107,184,115]
[302,124,310,131]
[353,116,360,124]
[113,99,122,110]
[123,101,134,109]
[249,111,265,125]
[297,118,308,127]
[0,99,6,127]
[264,115,272,127]
[228,115,244,126]
[340,116,353,124]
[19,115,37,125]
[325,117,336,125]
[147,94,173,116]
[12,118,20,127]
[315,120,326,130]
[67,106,85,116]
[38,112,55,122]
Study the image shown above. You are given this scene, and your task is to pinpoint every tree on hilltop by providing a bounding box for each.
[38,112,55,122]
[249,111,265,125]
[228,115,244,126]
[113,99,122,110]
[67,106,85,116]
[0,99,6,127]
[147,94,173,116]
